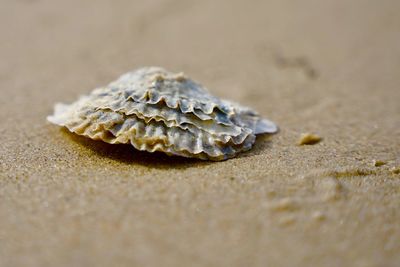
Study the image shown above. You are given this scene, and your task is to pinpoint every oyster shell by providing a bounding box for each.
[47,67,277,160]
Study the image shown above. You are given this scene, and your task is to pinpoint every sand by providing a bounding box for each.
[1,0,399,266]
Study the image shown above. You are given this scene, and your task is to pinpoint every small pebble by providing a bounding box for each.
[298,133,322,145]
[373,160,386,167]
[391,167,400,174]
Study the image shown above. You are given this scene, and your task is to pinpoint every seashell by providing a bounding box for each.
[47,67,278,161]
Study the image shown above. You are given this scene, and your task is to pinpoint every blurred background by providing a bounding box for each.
[0,0,399,266]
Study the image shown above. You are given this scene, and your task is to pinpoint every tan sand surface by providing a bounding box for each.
[1,0,399,266]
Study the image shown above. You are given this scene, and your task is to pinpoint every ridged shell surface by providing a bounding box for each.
[47,67,278,160]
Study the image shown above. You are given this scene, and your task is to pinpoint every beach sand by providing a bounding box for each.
[1,0,399,266]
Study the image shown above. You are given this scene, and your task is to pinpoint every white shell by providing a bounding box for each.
[47,67,277,160]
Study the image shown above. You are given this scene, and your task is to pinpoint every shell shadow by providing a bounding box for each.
[60,128,211,169]
[238,134,275,159]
